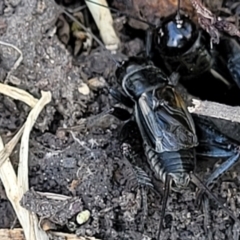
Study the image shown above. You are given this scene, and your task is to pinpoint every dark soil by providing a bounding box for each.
[1,0,240,240]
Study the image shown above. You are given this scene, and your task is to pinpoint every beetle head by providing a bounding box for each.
[155,13,198,56]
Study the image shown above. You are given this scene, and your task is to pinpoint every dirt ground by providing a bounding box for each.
[1,0,240,240]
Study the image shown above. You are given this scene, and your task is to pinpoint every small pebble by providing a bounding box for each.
[88,77,106,91]
[78,82,90,95]
[76,209,91,225]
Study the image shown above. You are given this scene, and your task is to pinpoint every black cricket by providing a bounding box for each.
[108,57,240,238]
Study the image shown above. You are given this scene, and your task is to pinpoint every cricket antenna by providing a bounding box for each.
[85,0,156,28]
[190,172,240,226]
[157,174,171,239]
[61,8,122,67]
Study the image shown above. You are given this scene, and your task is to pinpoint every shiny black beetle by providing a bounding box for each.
[148,0,240,89]
[107,57,240,238]
[150,11,214,80]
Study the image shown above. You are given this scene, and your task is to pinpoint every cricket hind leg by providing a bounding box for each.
[120,143,154,235]
[109,88,134,108]
[193,116,240,217]
[82,87,134,130]
[194,116,240,190]
[145,28,154,59]
[108,88,138,138]
[217,37,240,90]
[76,106,131,132]
[117,120,138,142]
[194,116,239,159]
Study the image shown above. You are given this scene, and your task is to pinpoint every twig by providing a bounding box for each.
[35,191,72,200]
[188,99,240,123]
[0,84,52,240]
[0,228,101,240]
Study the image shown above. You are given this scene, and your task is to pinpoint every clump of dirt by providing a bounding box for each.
[1,0,240,240]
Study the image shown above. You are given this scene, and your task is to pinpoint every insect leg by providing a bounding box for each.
[202,197,213,240]
[194,116,240,219]
[121,143,154,189]
[195,153,239,239]
[195,116,240,160]
[108,107,132,121]
[157,174,171,240]
[218,37,240,89]
[139,187,148,233]
[107,108,136,141]
[194,116,238,159]
[190,173,240,225]
[145,28,154,58]
[196,153,240,207]
[210,47,233,88]
[120,143,153,235]
[109,88,134,108]
[59,106,131,133]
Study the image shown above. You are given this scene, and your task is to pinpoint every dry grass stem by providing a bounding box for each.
[0,83,38,108]
[0,124,25,167]
[35,191,72,200]
[0,228,101,240]
[0,84,52,240]
[85,0,120,50]
[0,41,23,81]
[18,91,51,195]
